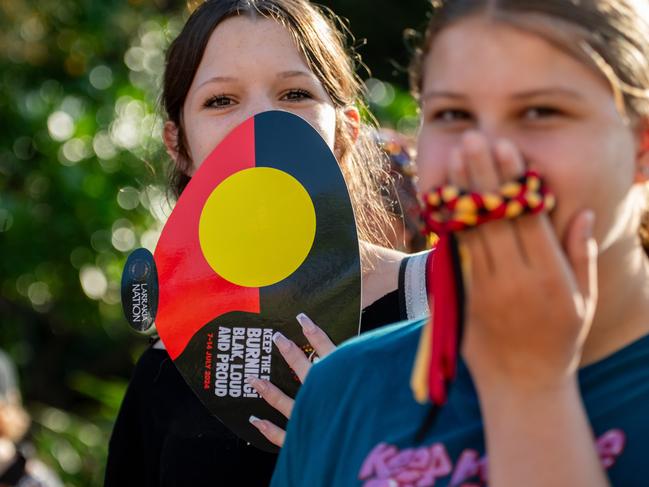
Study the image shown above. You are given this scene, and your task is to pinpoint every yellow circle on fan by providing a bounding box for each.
[199,167,316,288]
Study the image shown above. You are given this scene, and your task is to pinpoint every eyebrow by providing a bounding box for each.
[420,91,467,103]
[277,70,315,80]
[421,87,584,103]
[197,71,315,89]
[197,76,238,89]
[510,88,585,100]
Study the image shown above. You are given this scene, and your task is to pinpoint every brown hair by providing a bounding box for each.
[409,0,649,254]
[162,0,393,247]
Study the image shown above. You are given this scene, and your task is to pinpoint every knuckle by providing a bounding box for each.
[269,427,282,443]
[282,396,294,412]
[264,388,278,404]
[287,342,305,359]
[312,327,327,340]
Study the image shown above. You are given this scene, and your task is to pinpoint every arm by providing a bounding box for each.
[469,212,605,487]
[451,133,608,486]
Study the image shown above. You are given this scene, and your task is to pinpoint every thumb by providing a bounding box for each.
[565,209,598,304]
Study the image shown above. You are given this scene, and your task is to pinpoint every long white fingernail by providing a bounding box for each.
[272,332,290,352]
[296,313,316,334]
[249,415,267,432]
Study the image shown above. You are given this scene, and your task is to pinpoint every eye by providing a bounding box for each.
[430,109,472,123]
[522,106,562,120]
[204,94,236,109]
[281,89,313,102]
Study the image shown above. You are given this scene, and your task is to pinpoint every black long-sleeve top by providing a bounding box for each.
[104,290,403,487]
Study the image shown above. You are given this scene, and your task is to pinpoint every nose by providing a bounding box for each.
[467,117,508,146]
[461,123,530,173]
[243,94,278,121]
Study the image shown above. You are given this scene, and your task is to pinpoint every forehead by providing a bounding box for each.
[194,15,310,79]
[422,16,611,97]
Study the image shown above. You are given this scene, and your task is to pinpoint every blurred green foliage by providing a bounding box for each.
[0,0,424,485]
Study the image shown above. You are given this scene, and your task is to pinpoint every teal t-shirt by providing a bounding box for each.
[271,319,649,486]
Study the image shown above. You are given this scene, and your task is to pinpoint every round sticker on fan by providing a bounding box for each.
[121,111,361,452]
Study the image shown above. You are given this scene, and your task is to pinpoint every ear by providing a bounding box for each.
[635,119,649,184]
[343,106,361,143]
[163,121,180,163]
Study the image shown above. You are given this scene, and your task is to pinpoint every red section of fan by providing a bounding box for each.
[154,118,261,360]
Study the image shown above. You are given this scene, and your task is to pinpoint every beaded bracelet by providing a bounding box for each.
[421,170,556,234]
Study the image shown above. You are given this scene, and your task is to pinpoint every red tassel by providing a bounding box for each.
[426,234,459,405]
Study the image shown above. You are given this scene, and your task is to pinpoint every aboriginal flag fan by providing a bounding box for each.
[121,111,361,452]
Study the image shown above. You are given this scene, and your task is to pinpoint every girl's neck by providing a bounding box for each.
[581,236,649,366]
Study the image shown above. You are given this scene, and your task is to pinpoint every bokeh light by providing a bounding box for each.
[47,111,74,141]
[89,65,113,90]
[79,266,108,300]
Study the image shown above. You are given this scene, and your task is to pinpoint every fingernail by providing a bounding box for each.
[495,139,512,159]
[463,131,484,153]
[296,313,316,335]
[249,415,267,432]
[246,376,266,393]
[272,332,290,352]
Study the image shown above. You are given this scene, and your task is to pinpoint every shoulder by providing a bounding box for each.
[123,341,175,392]
[361,245,432,320]
[134,340,169,371]
[361,243,407,309]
